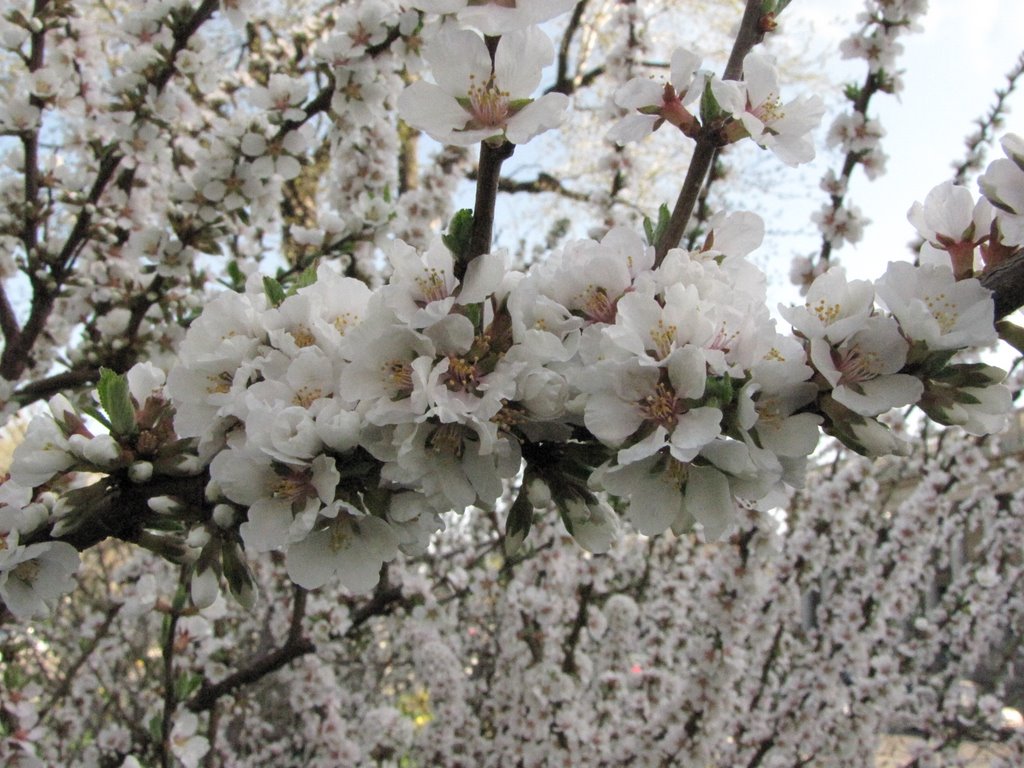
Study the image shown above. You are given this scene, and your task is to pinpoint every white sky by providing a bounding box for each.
[783,0,1024,287]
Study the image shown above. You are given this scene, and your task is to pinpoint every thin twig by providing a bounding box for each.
[187,586,313,712]
[465,140,515,273]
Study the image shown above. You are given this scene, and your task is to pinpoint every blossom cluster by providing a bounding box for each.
[5,415,1024,767]
[608,47,825,166]
[908,133,1024,278]
[1,209,1010,615]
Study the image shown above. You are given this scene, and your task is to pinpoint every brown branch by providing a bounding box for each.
[1,0,220,383]
[160,569,189,768]
[951,49,1024,185]
[38,602,122,721]
[465,139,514,273]
[548,0,590,95]
[981,249,1024,320]
[187,586,314,712]
[561,582,593,674]
[489,172,590,203]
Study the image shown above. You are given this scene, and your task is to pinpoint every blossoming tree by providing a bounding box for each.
[2,0,1024,765]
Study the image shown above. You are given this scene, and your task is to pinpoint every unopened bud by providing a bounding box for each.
[212,504,236,528]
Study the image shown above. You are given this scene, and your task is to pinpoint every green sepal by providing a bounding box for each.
[442,209,474,261]
[504,490,534,557]
[292,261,319,292]
[643,204,671,247]
[97,368,137,438]
[263,276,287,307]
[699,76,724,125]
[226,260,247,291]
[174,671,204,700]
[222,542,258,610]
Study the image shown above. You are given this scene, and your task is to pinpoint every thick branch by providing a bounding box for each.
[654,0,766,264]
[981,249,1024,320]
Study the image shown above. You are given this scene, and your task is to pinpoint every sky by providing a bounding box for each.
[782,0,1024,288]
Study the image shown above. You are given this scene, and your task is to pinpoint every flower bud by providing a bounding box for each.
[129,461,154,483]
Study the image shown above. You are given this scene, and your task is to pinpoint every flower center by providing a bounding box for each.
[810,298,842,327]
[577,285,618,324]
[923,292,959,334]
[291,325,316,348]
[649,319,678,360]
[428,423,465,458]
[415,268,449,304]
[639,382,681,430]
[445,356,479,392]
[835,346,881,385]
[293,386,324,408]
[467,74,510,129]
[329,519,352,553]
[273,470,313,504]
[383,359,414,396]
[12,559,41,585]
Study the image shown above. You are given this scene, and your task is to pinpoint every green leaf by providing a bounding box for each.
[292,261,319,293]
[226,260,246,291]
[699,75,724,125]
[222,542,258,610]
[442,209,474,261]
[504,491,534,557]
[97,368,136,438]
[175,671,203,700]
[263,275,287,307]
[643,204,671,247]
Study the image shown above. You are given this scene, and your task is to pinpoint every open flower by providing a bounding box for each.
[979,133,1024,246]
[411,0,577,36]
[397,25,567,146]
[0,532,80,620]
[809,315,923,417]
[714,51,824,166]
[608,48,704,144]
[874,261,996,350]
[285,507,399,592]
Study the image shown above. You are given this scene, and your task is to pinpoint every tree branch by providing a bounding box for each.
[465,140,514,273]
[187,586,313,712]
[485,172,590,203]
[981,248,1024,320]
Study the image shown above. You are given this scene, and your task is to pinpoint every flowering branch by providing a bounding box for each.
[654,0,767,263]
[951,49,1024,184]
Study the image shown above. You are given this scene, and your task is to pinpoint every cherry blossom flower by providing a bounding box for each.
[397,25,568,146]
[874,262,997,351]
[979,133,1024,246]
[411,0,578,35]
[714,51,825,166]
[607,48,704,144]
[809,316,923,417]
[907,182,992,277]
[285,506,399,592]
[0,532,79,620]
